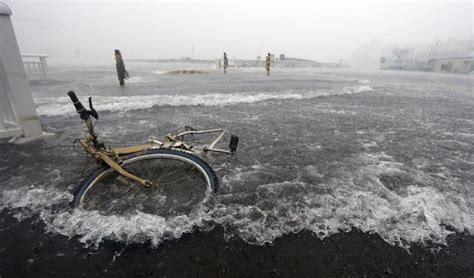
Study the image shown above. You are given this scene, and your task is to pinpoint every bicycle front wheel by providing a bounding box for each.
[72,149,219,216]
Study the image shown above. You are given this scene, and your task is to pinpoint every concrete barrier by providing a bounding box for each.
[0,2,50,143]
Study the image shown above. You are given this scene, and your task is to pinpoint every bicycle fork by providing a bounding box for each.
[79,137,154,188]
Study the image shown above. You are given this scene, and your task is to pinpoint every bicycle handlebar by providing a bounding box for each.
[67,91,102,148]
[67,91,86,114]
[67,91,98,121]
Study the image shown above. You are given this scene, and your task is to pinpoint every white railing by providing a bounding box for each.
[21,53,48,80]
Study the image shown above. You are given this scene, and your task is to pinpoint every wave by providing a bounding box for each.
[1,151,471,249]
[35,86,373,117]
[353,85,373,93]
[126,76,146,83]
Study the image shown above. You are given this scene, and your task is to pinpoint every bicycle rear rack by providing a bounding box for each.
[167,127,239,155]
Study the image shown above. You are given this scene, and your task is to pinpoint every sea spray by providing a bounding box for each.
[35,86,373,117]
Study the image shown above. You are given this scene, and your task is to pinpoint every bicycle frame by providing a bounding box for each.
[78,115,235,188]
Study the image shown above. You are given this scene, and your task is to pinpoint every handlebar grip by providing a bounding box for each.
[67,91,85,113]
[67,90,79,102]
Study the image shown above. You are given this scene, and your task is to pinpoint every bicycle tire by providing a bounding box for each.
[71,148,219,215]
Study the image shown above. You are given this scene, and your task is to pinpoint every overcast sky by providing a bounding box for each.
[4,0,473,63]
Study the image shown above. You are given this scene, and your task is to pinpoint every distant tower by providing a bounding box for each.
[192,46,194,59]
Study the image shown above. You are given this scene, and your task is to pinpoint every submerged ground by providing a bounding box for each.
[0,62,473,277]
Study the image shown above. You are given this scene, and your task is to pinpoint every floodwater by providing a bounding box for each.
[0,62,472,250]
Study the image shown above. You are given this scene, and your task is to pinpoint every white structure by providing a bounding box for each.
[428,56,474,74]
[380,48,411,70]
[22,53,48,80]
[0,2,44,142]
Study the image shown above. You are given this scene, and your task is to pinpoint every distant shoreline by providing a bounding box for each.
[127,58,350,68]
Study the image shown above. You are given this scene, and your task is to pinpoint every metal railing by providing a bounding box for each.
[21,53,48,80]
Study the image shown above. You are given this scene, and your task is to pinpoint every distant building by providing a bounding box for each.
[428,54,474,74]
[380,38,474,74]
[380,48,411,70]
[280,54,285,60]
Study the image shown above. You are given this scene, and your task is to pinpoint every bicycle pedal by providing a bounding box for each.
[229,134,239,153]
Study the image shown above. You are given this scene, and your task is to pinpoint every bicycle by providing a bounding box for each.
[67,91,238,215]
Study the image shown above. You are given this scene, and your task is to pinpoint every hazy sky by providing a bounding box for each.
[4,0,473,63]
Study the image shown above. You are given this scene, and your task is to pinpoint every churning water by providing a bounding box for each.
[0,62,472,249]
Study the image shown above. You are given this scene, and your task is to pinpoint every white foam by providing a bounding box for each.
[1,151,470,249]
[47,207,213,247]
[353,85,373,93]
[0,179,214,247]
[126,76,146,83]
[1,186,72,221]
[207,153,472,248]
[35,88,367,117]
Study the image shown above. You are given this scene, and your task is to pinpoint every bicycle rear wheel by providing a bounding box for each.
[72,149,218,216]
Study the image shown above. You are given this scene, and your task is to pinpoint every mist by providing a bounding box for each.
[5,0,473,65]
[4,1,472,66]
